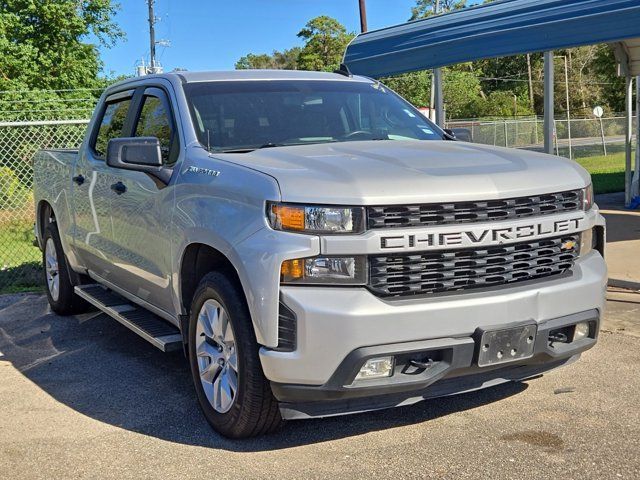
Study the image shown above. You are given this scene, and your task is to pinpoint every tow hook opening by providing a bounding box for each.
[549,321,594,347]
[401,349,446,375]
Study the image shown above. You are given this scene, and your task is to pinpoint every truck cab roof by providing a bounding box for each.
[108,69,373,91]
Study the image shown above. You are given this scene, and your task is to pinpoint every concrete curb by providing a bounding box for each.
[608,278,640,291]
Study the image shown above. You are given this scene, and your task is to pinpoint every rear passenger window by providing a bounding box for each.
[135,95,174,164]
[93,98,132,159]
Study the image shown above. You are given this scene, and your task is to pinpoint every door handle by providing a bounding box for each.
[72,175,85,186]
[110,182,127,195]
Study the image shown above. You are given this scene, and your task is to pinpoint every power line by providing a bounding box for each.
[0,88,104,95]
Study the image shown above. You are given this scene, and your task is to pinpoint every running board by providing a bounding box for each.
[74,284,182,352]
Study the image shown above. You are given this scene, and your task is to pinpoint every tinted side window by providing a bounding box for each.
[93,98,132,159]
[135,95,173,164]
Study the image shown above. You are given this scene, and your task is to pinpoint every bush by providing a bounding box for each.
[0,166,30,210]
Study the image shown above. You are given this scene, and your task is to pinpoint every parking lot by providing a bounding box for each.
[1,292,639,480]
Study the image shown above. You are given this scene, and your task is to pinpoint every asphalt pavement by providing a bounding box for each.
[0,293,639,480]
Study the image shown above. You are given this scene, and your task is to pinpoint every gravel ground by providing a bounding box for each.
[0,293,638,480]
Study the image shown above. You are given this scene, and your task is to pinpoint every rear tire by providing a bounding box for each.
[188,271,283,438]
[42,225,89,315]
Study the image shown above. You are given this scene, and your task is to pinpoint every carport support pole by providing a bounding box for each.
[434,67,444,127]
[634,76,640,199]
[625,75,633,206]
[543,51,554,155]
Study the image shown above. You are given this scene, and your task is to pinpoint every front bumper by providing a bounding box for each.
[259,251,606,416]
[272,309,598,419]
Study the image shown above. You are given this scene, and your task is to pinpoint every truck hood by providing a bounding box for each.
[214,140,590,205]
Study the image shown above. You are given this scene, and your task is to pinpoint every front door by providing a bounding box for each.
[72,90,134,279]
[106,87,179,314]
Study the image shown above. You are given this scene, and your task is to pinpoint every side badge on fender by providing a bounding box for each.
[186,166,221,177]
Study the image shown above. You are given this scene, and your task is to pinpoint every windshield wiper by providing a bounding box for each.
[257,142,284,149]
[210,140,338,154]
[211,143,286,153]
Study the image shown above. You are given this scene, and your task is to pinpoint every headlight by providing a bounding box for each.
[268,203,365,234]
[580,228,596,256]
[281,256,367,285]
[583,183,593,211]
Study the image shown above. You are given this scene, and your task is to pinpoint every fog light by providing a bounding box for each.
[355,357,394,381]
[574,322,590,341]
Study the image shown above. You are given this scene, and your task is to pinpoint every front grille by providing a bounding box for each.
[367,190,582,229]
[368,234,579,298]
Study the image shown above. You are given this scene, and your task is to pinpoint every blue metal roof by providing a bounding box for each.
[343,0,640,77]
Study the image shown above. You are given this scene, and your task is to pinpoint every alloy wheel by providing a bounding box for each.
[195,299,238,413]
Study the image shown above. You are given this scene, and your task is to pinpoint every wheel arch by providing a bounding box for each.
[178,243,246,318]
[36,200,55,250]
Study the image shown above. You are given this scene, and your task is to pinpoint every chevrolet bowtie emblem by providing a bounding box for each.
[561,239,577,250]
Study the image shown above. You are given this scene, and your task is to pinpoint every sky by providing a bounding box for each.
[98,0,421,76]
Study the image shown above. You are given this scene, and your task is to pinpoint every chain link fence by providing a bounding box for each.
[0,119,89,292]
[0,110,634,293]
[446,115,635,157]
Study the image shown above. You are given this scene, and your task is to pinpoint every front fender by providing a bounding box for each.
[231,228,319,347]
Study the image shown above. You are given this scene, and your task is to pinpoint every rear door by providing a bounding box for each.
[106,86,179,314]
[72,90,135,279]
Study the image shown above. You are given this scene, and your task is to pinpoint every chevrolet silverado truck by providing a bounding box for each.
[33,70,607,438]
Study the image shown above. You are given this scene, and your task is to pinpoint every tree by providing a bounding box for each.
[296,16,354,72]
[0,0,123,92]
[235,48,301,70]
[410,0,467,20]
[381,72,431,108]
[235,15,354,73]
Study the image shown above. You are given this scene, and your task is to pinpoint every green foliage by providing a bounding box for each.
[0,166,30,210]
[0,0,123,92]
[592,45,627,114]
[233,4,624,122]
[296,16,355,72]
[442,69,484,118]
[235,48,301,70]
[476,91,533,118]
[410,0,468,20]
[380,72,431,107]
[235,16,354,73]
[0,0,124,120]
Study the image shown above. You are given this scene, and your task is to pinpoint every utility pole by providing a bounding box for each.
[148,0,157,74]
[358,0,368,33]
[526,54,534,111]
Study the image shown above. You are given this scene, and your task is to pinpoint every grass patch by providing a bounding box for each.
[0,221,42,294]
[575,151,628,194]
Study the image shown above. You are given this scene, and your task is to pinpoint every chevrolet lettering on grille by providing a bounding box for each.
[380,216,584,250]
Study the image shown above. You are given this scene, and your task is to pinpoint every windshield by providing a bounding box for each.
[184,80,445,153]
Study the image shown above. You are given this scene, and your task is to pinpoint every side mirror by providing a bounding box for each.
[443,128,457,140]
[106,137,171,183]
[449,128,473,142]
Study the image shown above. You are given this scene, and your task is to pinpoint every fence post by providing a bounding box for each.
[504,120,508,147]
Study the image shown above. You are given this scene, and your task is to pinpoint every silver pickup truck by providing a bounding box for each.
[33,70,607,438]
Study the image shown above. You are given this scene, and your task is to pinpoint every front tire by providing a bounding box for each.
[188,271,283,438]
[42,225,89,315]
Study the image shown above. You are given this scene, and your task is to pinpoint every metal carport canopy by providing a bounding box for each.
[343,0,640,78]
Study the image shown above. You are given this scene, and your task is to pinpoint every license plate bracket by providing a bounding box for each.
[477,324,537,367]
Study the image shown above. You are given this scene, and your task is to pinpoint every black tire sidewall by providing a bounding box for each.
[42,225,79,315]
[188,272,258,436]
